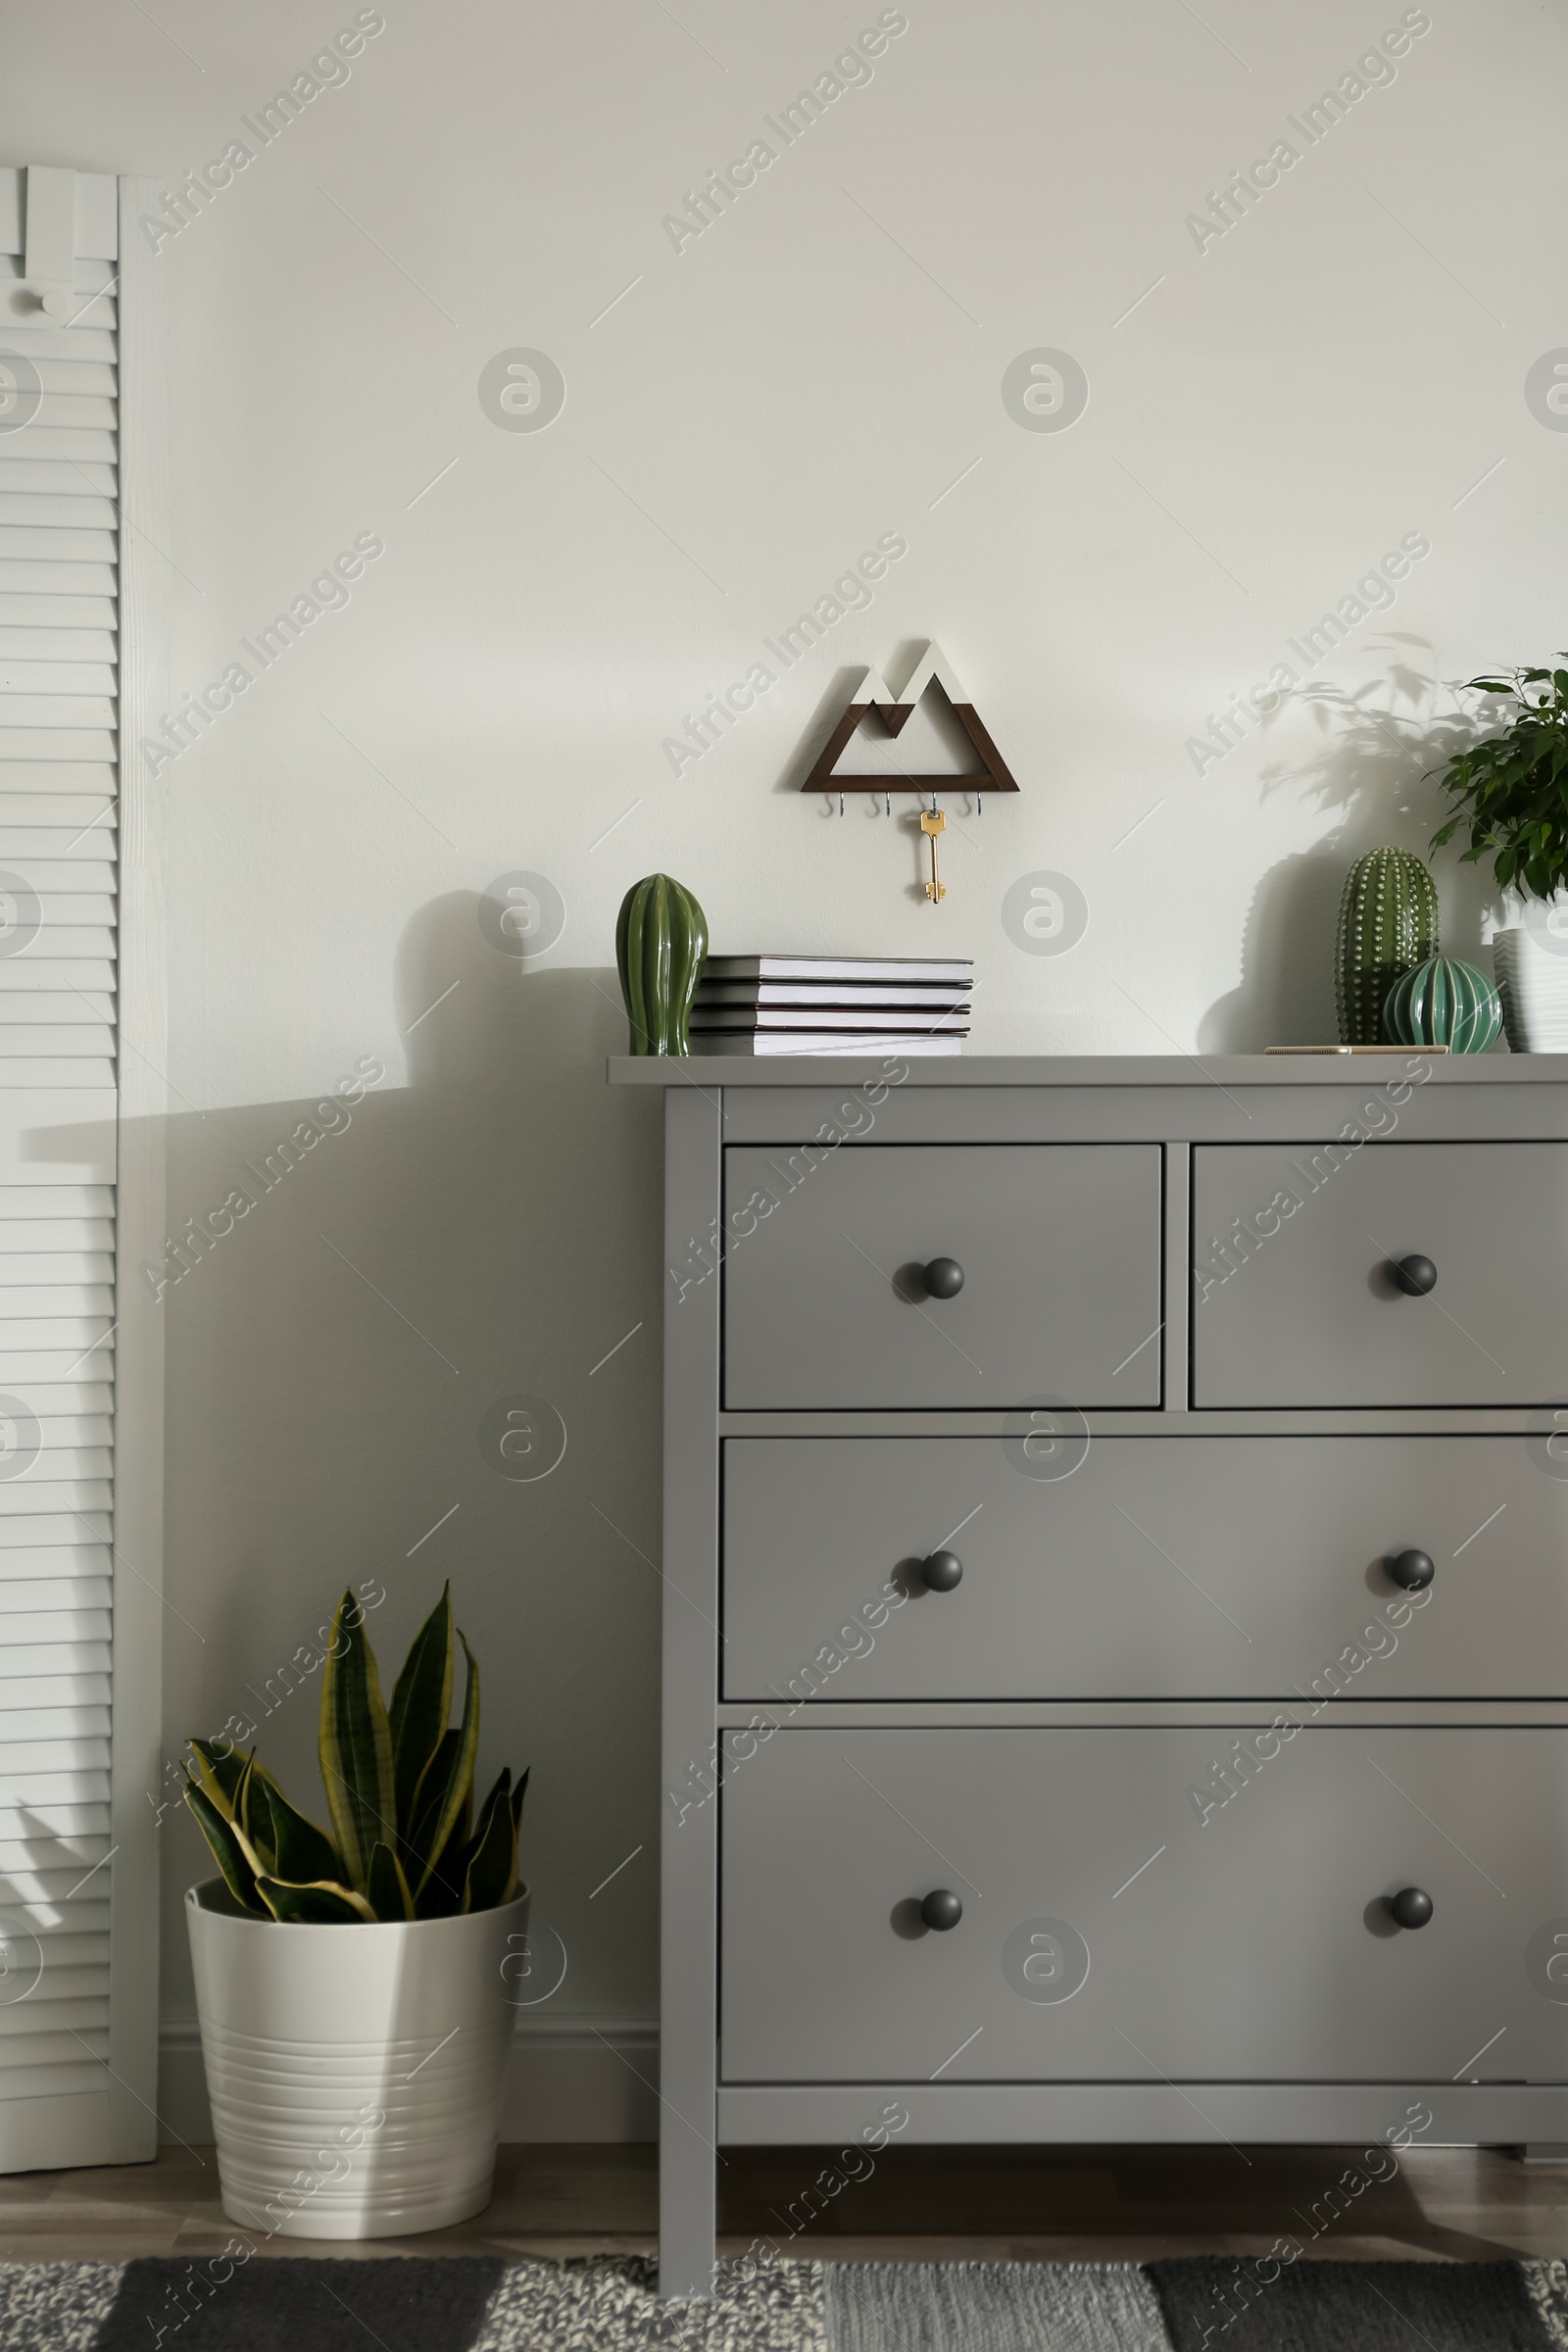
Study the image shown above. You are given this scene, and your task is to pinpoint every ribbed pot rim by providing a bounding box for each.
[186,1878,529,1934]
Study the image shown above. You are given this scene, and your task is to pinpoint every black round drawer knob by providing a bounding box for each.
[1389,1548,1436,1592]
[920,1550,963,1592]
[1389,1886,1434,1930]
[922,1256,964,1299]
[919,1888,963,1932]
[1390,1254,1437,1297]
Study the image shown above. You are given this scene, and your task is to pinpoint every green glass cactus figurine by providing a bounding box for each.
[615,873,708,1055]
[1335,848,1439,1045]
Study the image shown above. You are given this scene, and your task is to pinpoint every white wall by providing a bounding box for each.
[6,0,1563,2084]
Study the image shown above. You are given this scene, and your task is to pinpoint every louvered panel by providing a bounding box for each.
[0,631,117,661]
[0,1218,115,1245]
[0,800,112,827]
[0,863,115,893]
[0,929,116,956]
[0,1579,111,1613]
[0,832,117,860]
[0,1638,112,1676]
[0,1036,115,1062]
[0,434,116,466]
[0,493,117,527]
[0,1453,115,1489]
[0,1357,114,1389]
[0,1280,114,1310]
[0,465,116,499]
[0,335,116,371]
[7,1436,115,1465]
[0,1494,112,1531]
[0,1189,112,1219]
[0,1250,114,1277]
[0,170,122,2172]
[0,662,118,693]
[0,732,117,762]
[0,1800,109,1838]
[0,2059,108,2099]
[0,2000,112,2048]
[0,1006,116,1035]
[0,1323,113,1354]
[0,1830,108,1874]
[0,1586,111,1626]
[0,962,114,991]
[0,1738,107,1774]
[0,615,114,642]
[0,1540,111,1579]
[0,1721,110,1759]
[2,1766,109,1802]
[0,694,116,727]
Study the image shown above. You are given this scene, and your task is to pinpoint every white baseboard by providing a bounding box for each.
[158,2017,659,2145]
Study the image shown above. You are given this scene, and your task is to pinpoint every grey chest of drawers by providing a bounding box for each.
[609,1051,1568,2295]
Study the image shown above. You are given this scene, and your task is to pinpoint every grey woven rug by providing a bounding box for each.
[5,2254,1568,2349]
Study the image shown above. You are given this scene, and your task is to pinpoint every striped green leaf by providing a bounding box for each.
[182,1775,266,1914]
[367,1840,415,1923]
[409,1636,480,1902]
[462,1769,518,1913]
[264,1781,343,1889]
[256,1876,377,1924]
[319,1587,397,1895]
[388,1583,453,1839]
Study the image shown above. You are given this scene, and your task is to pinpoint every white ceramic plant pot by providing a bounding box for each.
[187,1879,529,2239]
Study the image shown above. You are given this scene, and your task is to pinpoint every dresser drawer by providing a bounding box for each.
[721,1436,1568,1700]
[722,1145,1162,1409]
[1193,1141,1568,1406]
[720,1728,1568,2083]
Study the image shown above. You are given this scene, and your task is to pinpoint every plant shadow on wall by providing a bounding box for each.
[1197,650,1493,1051]
[150,903,662,2034]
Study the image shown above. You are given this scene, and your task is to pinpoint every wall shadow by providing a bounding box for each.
[152,900,664,2031]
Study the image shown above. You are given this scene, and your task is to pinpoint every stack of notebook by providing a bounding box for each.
[691,956,972,1055]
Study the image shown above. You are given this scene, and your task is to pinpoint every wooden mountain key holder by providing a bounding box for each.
[799,643,1019,906]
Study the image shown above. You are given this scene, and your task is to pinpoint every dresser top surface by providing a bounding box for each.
[607,1053,1568,1089]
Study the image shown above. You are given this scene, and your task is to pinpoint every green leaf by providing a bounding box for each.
[187,1740,247,1820]
[367,1841,415,1922]
[388,1583,454,1838]
[409,1635,480,1900]
[318,1587,397,1894]
[462,1769,518,1913]
[510,1765,529,1841]
[406,1727,460,1877]
[264,1781,343,1888]
[236,1752,278,1877]
[182,1775,266,1913]
[255,1876,377,1924]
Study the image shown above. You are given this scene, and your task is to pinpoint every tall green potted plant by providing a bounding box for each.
[1430,660,1568,1048]
[184,1585,529,2238]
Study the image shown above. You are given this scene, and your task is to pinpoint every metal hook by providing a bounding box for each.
[885,791,891,817]
[977,791,983,816]
[839,791,845,817]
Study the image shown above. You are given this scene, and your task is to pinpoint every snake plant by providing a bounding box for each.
[183,1585,526,1923]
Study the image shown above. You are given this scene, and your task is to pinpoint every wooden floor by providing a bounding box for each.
[2,2143,1567,2265]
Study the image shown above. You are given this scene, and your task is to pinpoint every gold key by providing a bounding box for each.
[920,807,947,905]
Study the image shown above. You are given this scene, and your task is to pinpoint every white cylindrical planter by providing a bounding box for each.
[187,1879,528,2238]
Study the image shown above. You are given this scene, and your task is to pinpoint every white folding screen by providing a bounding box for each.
[0,168,165,2171]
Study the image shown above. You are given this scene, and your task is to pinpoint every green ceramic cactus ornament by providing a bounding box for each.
[1335,848,1439,1045]
[615,873,708,1055]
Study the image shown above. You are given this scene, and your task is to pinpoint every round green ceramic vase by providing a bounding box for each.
[615,873,708,1055]
[1381,955,1501,1054]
